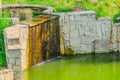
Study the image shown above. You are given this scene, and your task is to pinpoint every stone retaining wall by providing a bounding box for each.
[4,24,28,80]
[0,69,13,80]
[1,5,53,14]
[4,14,60,80]
[3,10,120,80]
[1,5,54,21]
[56,11,120,54]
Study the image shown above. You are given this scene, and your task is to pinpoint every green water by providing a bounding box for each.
[24,53,120,80]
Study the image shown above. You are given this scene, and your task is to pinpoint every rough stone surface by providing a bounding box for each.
[4,15,60,80]
[3,10,120,80]
[56,11,120,54]
[4,24,28,80]
[0,69,13,80]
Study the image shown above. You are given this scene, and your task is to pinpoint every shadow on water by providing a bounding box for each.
[60,52,120,64]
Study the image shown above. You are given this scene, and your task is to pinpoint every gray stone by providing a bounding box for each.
[64,16,70,22]
[81,36,94,44]
[7,50,21,58]
[16,59,21,66]
[62,26,70,34]
[69,15,75,21]
[9,58,15,64]
[96,26,102,37]
[80,44,90,52]
[63,33,69,40]
[8,64,13,69]
[70,37,81,48]
[70,29,79,37]
[69,22,76,31]
[78,27,84,36]
[84,27,90,36]
[94,39,113,53]
[13,66,21,72]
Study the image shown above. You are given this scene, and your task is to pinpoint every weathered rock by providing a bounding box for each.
[94,39,114,53]
[0,69,13,80]
[56,11,119,54]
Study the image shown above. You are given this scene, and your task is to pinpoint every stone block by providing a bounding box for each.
[11,17,20,25]
[78,27,85,36]
[64,16,70,22]
[84,27,90,36]
[62,26,70,34]
[7,38,20,45]
[0,74,4,80]
[79,44,87,52]
[63,33,69,40]
[9,58,15,64]
[7,49,21,58]
[0,69,13,80]
[69,22,76,31]
[96,26,102,37]
[74,15,83,21]
[16,59,21,66]
[69,15,75,21]
[13,66,21,72]
[81,36,94,44]
[70,37,81,48]
[94,39,113,53]
[64,40,70,47]
[4,24,27,39]
[8,64,13,69]
[70,29,79,37]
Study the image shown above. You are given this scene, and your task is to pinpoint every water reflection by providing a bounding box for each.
[23,53,120,80]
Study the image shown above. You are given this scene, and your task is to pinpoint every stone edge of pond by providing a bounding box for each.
[1,4,54,14]
[34,56,62,67]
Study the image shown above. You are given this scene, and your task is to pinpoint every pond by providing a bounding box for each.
[24,53,120,80]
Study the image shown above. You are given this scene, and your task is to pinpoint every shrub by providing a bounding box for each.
[0,10,11,67]
[113,13,120,23]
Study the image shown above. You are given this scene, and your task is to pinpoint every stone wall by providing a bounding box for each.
[2,5,54,21]
[0,69,13,80]
[4,14,60,80]
[3,10,120,80]
[112,23,120,51]
[27,15,60,67]
[56,11,119,54]
[4,24,29,80]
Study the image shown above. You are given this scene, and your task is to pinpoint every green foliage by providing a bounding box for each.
[54,8,72,12]
[0,11,11,67]
[113,13,120,23]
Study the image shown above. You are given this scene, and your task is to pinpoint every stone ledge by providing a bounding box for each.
[55,11,97,15]
[1,4,54,14]
[0,69,13,80]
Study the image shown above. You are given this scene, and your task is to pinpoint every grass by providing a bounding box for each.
[2,0,120,22]
[24,53,120,80]
[0,10,11,67]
